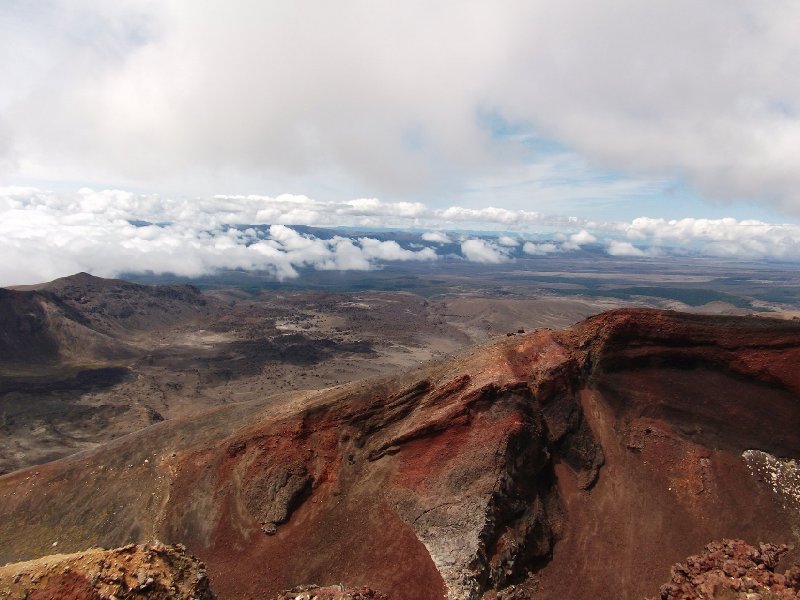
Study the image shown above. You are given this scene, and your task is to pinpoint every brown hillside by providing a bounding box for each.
[0,287,129,366]
[1,273,207,366]
[16,272,208,336]
[1,309,799,599]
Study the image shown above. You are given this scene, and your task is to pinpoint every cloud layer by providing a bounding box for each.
[0,188,442,285]
[460,239,511,264]
[614,217,800,259]
[1,2,799,213]
[3,187,800,287]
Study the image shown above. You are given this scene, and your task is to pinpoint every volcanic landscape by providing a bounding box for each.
[2,272,800,599]
[6,2,800,598]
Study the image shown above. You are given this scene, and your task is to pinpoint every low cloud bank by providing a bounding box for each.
[522,241,559,255]
[460,239,512,264]
[607,240,649,257]
[421,231,452,243]
[614,217,800,258]
[0,189,439,285]
[2,187,800,286]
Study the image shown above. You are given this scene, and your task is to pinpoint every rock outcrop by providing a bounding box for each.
[650,539,800,599]
[273,585,388,599]
[0,542,215,600]
[1,309,799,599]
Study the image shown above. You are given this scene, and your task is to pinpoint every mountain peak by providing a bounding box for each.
[48,271,118,288]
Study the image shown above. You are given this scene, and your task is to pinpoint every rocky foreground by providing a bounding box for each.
[652,539,800,599]
[273,586,388,600]
[1,309,800,599]
[4,538,800,600]
[0,543,215,599]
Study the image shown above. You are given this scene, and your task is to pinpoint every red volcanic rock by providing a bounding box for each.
[649,539,800,599]
[1,309,800,600]
[0,543,215,600]
[274,584,388,599]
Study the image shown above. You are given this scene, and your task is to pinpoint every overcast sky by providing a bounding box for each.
[2,1,799,218]
[2,2,800,283]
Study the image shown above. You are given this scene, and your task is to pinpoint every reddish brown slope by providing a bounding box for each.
[1,309,799,600]
[533,311,800,600]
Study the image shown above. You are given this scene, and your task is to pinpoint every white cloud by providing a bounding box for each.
[358,237,436,262]
[522,241,559,255]
[460,239,510,264]
[497,235,519,247]
[613,217,800,259]
[5,2,799,213]
[421,231,451,243]
[0,188,439,285]
[561,229,598,250]
[3,186,800,286]
[571,230,597,245]
[439,206,551,227]
[606,240,647,257]
[341,198,427,218]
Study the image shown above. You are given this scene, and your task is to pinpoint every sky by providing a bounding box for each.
[1,1,800,284]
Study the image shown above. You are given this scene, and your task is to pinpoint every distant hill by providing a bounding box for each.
[19,271,208,335]
[1,272,209,366]
[0,286,128,365]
